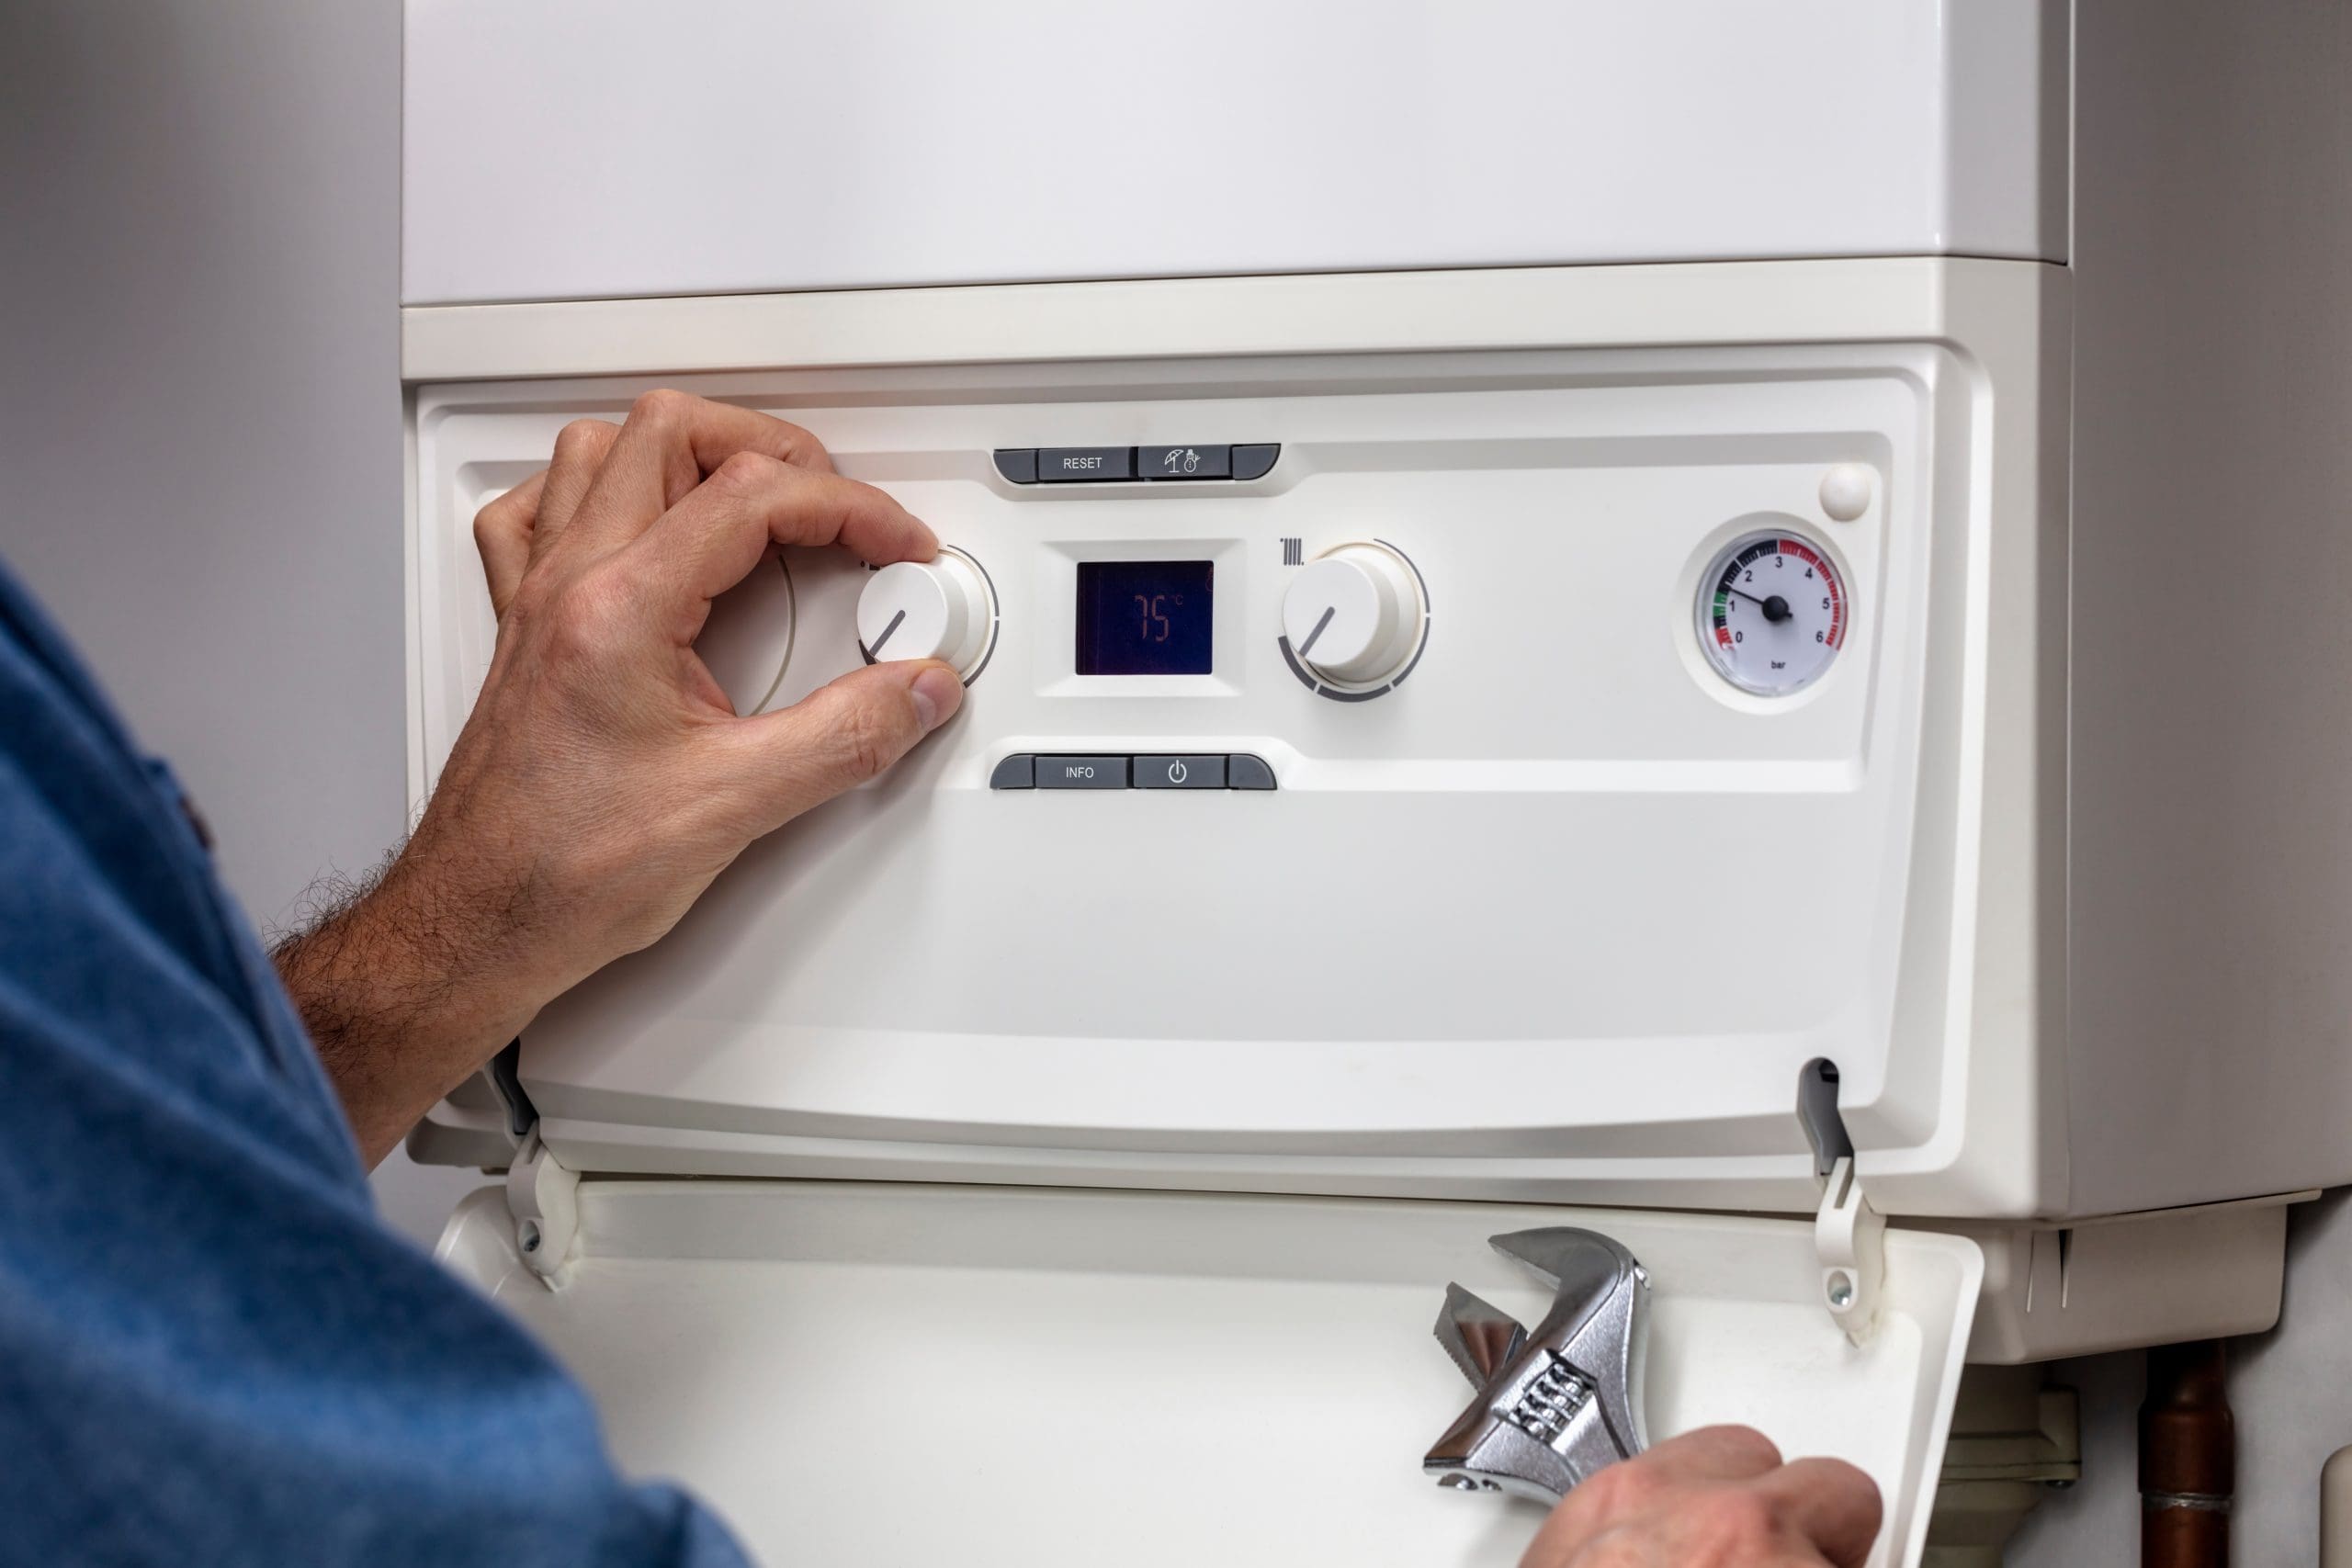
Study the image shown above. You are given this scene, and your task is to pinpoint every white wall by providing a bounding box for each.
[0,0,474,1246]
[2013,1,2352,1560]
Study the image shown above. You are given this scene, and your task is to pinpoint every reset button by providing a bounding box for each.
[1037,447,1136,482]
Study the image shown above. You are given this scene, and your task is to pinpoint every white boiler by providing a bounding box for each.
[400,4,2348,1563]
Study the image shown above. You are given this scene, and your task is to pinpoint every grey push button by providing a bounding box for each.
[1231,444,1281,481]
[989,753,1036,789]
[1135,754,1227,789]
[993,449,1038,484]
[1038,447,1135,482]
[1036,755,1130,789]
[1227,753,1277,790]
[1138,445,1231,481]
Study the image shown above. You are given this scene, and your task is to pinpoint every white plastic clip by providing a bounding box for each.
[1815,1155,1885,1345]
[504,1127,581,1290]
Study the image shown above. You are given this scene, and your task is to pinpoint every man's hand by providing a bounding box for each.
[276,391,962,1165]
[1521,1427,1883,1568]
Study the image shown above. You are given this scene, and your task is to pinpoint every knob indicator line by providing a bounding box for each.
[1295,605,1337,660]
[865,608,907,658]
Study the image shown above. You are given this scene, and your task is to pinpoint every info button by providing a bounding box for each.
[1136,755,1227,789]
[1035,756,1130,789]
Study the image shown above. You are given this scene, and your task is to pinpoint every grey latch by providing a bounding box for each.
[1800,1058,1885,1344]
[504,1127,581,1289]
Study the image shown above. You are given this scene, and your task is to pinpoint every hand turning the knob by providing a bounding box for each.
[857,548,997,680]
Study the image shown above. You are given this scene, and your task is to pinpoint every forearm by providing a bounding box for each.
[273,846,562,1168]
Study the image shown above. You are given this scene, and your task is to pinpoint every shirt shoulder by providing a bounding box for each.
[0,561,363,1183]
[0,561,755,1565]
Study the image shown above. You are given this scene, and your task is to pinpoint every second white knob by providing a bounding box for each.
[855,547,995,679]
[1281,542,1424,686]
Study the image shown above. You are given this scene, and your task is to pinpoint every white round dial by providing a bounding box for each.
[1696,529,1849,697]
[695,550,796,715]
[856,547,996,680]
[1281,542,1426,688]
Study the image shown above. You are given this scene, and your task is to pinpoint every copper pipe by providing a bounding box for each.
[2141,1340,2233,1567]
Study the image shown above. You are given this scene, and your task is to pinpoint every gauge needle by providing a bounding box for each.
[1725,585,1794,624]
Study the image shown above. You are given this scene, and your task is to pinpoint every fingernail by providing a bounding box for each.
[910,663,965,731]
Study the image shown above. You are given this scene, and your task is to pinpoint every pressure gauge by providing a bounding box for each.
[1695,530,1848,697]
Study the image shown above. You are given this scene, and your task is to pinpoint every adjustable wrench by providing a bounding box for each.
[1423,1227,1652,1502]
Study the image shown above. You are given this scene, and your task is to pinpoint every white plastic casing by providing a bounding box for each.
[394,6,2352,1557]
[401,0,2067,305]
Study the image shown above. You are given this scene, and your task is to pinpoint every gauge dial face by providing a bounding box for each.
[1696,530,1848,696]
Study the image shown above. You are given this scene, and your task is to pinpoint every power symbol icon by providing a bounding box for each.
[1167,760,1189,784]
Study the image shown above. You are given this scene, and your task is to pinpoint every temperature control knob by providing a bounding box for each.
[1280,542,1428,691]
[855,547,997,681]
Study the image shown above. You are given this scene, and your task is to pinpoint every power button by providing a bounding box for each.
[1135,755,1227,789]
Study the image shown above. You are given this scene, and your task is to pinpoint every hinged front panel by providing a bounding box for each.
[435,1182,1983,1568]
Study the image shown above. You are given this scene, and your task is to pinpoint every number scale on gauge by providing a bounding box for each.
[1699,532,1847,696]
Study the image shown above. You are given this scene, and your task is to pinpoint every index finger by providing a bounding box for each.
[624,451,938,632]
[472,469,548,619]
[561,389,839,558]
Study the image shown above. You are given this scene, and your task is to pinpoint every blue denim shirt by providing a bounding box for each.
[0,559,751,1568]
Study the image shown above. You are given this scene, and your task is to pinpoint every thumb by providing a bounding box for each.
[728,659,964,830]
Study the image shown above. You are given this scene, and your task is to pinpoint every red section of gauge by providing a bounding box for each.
[1775,537,1847,649]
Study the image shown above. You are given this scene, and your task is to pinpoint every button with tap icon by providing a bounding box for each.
[1138,445,1232,480]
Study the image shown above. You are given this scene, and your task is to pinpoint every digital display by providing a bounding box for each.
[1075,559,1215,676]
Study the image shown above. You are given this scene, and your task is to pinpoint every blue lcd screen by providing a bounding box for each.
[1075,559,1214,675]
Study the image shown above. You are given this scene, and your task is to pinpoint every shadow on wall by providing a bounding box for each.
[0,0,408,925]
[0,3,442,1236]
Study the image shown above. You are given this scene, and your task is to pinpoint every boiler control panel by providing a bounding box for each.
[408,338,1961,1208]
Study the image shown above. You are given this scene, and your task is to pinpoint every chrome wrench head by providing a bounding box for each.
[1423,1227,1651,1503]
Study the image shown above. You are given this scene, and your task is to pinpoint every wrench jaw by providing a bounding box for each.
[1434,1281,1529,1385]
[1422,1228,1653,1504]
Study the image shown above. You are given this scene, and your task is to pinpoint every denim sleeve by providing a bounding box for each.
[0,564,755,1568]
